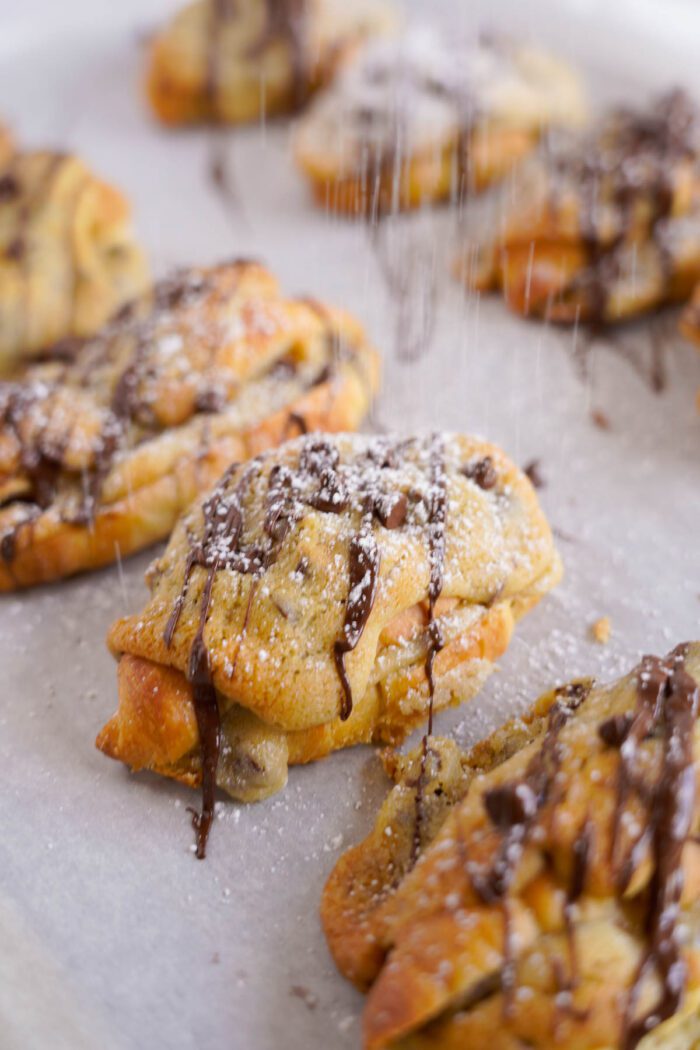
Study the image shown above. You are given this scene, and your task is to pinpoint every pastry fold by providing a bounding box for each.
[0,260,378,589]
[295,29,586,216]
[146,0,397,126]
[98,431,561,854]
[322,643,700,1050]
[0,151,149,372]
[460,90,700,324]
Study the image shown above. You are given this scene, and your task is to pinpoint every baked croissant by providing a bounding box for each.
[459,90,700,325]
[146,0,397,126]
[0,260,378,590]
[0,151,149,373]
[323,643,700,1050]
[98,431,561,857]
[295,28,586,216]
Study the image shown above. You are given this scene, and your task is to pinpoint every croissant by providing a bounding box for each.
[146,0,397,126]
[295,29,586,216]
[0,260,377,589]
[0,151,149,373]
[460,90,700,326]
[98,431,561,857]
[323,643,700,1050]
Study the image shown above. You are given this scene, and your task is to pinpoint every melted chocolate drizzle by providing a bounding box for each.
[412,435,448,861]
[0,264,348,567]
[333,506,380,720]
[550,90,699,324]
[459,645,698,1042]
[204,0,310,120]
[162,435,420,855]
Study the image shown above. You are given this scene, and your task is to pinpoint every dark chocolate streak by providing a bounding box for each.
[204,0,310,120]
[411,435,448,862]
[551,90,699,323]
[466,645,697,1042]
[163,436,413,855]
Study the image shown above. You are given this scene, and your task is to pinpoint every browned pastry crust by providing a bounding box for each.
[98,431,561,856]
[322,643,700,1050]
[0,124,14,169]
[0,260,378,590]
[459,90,700,325]
[146,0,397,126]
[295,30,586,216]
[0,151,149,373]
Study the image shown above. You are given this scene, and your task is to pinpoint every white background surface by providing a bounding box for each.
[1,2,700,1048]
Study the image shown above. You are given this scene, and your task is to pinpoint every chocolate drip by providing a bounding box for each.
[468,682,592,1014]
[205,0,310,119]
[602,644,698,1050]
[456,646,698,1041]
[334,507,380,720]
[188,560,222,859]
[412,436,448,862]
[163,462,258,858]
[253,0,311,111]
[161,436,417,852]
[551,91,699,322]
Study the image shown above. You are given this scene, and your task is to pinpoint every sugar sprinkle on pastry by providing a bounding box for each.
[99,430,561,858]
[322,643,700,1050]
[0,260,378,589]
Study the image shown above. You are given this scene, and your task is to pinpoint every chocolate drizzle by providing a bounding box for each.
[474,690,587,1013]
[333,505,380,720]
[0,263,352,567]
[162,435,420,854]
[204,0,310,120]
[412,435,448,861]
[457,646,698,1043]
[605,643,698,1049]
[550,90,699,323]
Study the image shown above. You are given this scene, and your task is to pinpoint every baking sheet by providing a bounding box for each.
[1,1,700,1047]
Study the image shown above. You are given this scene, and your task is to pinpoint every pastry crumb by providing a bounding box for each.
[290,985,318,1011]
[590,616,612,644]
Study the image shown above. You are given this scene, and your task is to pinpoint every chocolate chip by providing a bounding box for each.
[461,456,497,490]
[483,782,537,830]
[374,491,407,529]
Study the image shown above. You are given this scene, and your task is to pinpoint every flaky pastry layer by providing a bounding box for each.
[146,0,397,126]
[0,260,378,589]
[295,30,586,215]
[0,151,148,372]
[323,643,700,1050]
[98,431,561,848]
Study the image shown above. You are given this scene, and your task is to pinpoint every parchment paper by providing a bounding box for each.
[1,1,699,1047]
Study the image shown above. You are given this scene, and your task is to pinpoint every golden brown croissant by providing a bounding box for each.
[0,151,149,372]
[146,0,397,126]
[0,260,378,589]
[323,643,700,1050]
[98,431,561,857]
[459,90,700,325]
[295,29,586,216]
